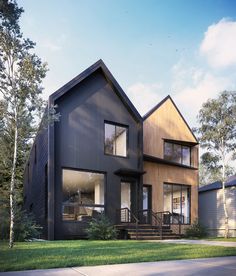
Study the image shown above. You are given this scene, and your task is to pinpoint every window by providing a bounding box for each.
[163,183,190,224]
[104,122,127,157]
[164,142,190,166]
[62,169,105,221]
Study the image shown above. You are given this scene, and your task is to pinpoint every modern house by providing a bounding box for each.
[23,60,199,240]
[199,176,236,237]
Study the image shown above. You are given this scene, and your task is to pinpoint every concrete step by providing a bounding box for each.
[129,235,181,240]
[128,231,173,236]
[115,224,171,230]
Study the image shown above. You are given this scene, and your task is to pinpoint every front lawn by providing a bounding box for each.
[0,240,236,272]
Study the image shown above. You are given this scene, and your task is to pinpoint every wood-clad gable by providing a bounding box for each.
[143,96,198,168]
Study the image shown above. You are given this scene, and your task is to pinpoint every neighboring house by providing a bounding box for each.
[23,60,199,240]
[199,176,236,237]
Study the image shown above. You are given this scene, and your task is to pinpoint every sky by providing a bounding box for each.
[17,0,236,127]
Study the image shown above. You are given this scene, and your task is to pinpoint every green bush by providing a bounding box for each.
[0,208,41,241]
[185,220,208,238]
[86,214,117,240]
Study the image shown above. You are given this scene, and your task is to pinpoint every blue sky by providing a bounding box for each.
[18,0,236,126]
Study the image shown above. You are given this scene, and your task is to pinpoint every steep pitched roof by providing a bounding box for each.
[199,175,236,193]
[49,59,142,122]
[143,95,198,142]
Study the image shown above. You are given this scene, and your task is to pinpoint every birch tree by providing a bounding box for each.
[196,91,236,238]
[0,0,47,248]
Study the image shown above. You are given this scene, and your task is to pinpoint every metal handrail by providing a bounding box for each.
[138,209,163,239]
[117,208,139,240]
[156,211,182,235]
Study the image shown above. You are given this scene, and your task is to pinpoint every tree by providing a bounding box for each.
[0,0,47,247]
[196,91,236,238]
[199,152,234,186]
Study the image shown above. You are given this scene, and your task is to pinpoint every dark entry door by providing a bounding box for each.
[142,185,152,223]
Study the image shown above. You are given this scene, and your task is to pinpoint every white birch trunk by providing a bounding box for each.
[9,112,18,248]
[222,159,229,238]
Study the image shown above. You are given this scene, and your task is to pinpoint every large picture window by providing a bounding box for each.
[62,169,105,221]
[163,183,190,224]
[164,142,191,166]
[104,122,128,157]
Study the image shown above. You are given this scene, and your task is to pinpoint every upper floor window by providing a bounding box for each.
[164,142,191,166]
[104,122,128,157]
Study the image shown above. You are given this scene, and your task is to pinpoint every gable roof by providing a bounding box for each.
[143,95,198,142]
[199,175,236,193]
[49,59,142,122]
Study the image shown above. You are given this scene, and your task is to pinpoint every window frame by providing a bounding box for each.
[163,182,191,225]
[163,141,191,166]
[61,167,107,223]
[104,120,129,158]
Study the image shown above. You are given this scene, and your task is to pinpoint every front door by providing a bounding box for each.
[120,181,137,222]
[142,185,152,223]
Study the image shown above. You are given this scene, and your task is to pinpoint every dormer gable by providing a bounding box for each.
[143,96,198,166]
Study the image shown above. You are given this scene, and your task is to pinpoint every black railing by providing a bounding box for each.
[116,208,182,239]
[116,208,139,239]
[156,211,182,235]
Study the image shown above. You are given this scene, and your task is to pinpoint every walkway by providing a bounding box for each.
[152,238,236,247]
[1,256,236,276]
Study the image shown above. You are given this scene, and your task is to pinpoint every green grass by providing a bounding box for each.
[0,240,236,272]
[206,237,236,242]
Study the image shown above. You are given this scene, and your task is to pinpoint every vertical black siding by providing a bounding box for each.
[23,126,48,238]
[54,70,142,239]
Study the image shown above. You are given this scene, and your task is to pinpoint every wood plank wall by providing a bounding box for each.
[143,98,199,224]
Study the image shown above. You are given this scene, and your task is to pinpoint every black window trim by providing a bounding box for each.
[163,182,191,225]
[163,141,191,167]
[61,167,107,223]
[104,120,129,158]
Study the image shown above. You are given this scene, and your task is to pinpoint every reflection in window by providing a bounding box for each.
[164,142,191,166]
[62,169,104,221]
[163,183,190,224]
[105,122,127,157]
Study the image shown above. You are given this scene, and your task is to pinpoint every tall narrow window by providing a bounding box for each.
[104,122,128,157]
[163,183,191,224]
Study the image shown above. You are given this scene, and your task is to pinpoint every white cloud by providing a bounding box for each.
[42,40,62,51]
[127,82,163,115]
[174,72,231,126]
[200,18,236,68]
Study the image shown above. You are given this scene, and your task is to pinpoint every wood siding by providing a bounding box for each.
[143,97,199,227]
[143,162,198,224]
[143,98,198,168]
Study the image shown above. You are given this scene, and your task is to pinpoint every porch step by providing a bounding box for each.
[129,235,181,240]
[115,224,181,240]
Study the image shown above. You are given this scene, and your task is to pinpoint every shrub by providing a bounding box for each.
[0,208,41,241]
[86,214,117,240]
[185,220,208,238]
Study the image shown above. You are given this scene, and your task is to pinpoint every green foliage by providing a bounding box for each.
[86,214,117,240]
[196,91,236,184]
[199,152,235,186]
[0,205,40,241]
[0,0,49,246]
[197,91,236,153]
[185,220,208,238]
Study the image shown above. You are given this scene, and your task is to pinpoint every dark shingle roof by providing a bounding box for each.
[199,175,236,193]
